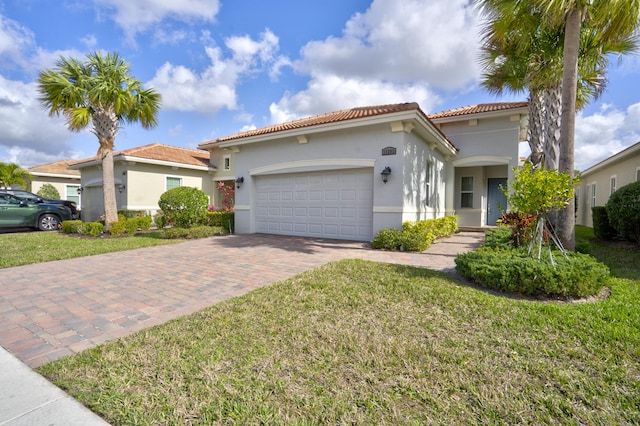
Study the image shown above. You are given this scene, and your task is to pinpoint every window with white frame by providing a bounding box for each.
[425,160,433,207]
[66,185,80,204]
[610,176,617,195]
[591,183,597,208]
[460,176,474,208]
[166,176,182,190]
[223,154,231,171]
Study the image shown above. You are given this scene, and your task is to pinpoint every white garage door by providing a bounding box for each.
[255,168,374,241]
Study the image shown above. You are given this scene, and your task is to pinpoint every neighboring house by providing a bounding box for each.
[576,140,640,228]
[69,143,218,222]
[28,160,81,205]
[198,102,528,241]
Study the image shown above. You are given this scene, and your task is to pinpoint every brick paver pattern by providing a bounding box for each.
[0,232,483,367]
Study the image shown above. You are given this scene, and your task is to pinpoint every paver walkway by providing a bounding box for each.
[0,232,483,368]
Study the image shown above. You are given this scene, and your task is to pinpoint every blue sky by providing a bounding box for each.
[0,0,638,171]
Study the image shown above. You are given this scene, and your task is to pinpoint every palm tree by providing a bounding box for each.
[536,0,640,251]
[37,52,161,226]
[479,0,639,249]
[0,162,32,189]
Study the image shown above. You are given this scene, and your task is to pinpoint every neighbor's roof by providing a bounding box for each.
[199,102,439,148]
[580,140,640,175]
[70,143,211,169]
[28,160,80,176]
[428,102,528,119]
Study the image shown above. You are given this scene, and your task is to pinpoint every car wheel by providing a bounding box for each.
[38,214,60,231]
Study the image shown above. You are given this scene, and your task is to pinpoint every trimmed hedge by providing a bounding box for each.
[605,181,640,245]
[592,206,616,240]
[371,216,458,251]
[205,211,235,233]
[158,187,209,228]
[455,247,609,298]
[160,225,226,239]
[61,220,106,237]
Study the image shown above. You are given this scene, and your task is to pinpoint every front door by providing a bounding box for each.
[487,178,507,225]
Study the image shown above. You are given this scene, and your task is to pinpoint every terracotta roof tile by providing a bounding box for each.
[73,143,211,168]
[199,102,422,146]
[427,102,528,119]
[28,160,80,176]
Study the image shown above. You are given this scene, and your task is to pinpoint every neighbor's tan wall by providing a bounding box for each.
[30,177,80,200]
[576,154,640,227]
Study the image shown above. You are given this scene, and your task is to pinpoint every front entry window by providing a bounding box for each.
[461,176,474,208]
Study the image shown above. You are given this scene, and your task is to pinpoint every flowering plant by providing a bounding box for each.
[217,181,235,211]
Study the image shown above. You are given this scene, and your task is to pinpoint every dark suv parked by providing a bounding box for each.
[0,193,73,230]
[0,189,79,219]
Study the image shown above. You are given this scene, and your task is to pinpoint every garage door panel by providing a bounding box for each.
[255,169,373,241]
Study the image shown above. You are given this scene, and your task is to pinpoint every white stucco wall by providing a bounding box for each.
[218,120,451,237]
[434,112,525,226]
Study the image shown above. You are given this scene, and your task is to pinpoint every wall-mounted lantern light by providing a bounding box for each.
[118,183,125,193]
[77,187,84,194]
[235,176,245,188]
[380,166,392,184]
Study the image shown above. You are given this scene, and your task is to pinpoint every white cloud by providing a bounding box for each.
[0,76,81,166]
[94,0,220,42]
[270,75,441,124]
[270,0,480,123]
[149,30,282,114]
[575,103,640,170]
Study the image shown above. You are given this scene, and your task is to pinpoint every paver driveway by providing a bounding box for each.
[0,232,483,368]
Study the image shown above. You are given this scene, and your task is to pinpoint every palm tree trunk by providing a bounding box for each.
[527,90,545,168]
[543,85,562,170]
[557,7,582,252]
[101,149,119,227]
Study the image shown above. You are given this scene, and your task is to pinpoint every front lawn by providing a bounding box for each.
[38,240,640,424]
[0,231,180,269]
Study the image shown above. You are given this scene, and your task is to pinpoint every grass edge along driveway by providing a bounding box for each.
[39,251,640,425]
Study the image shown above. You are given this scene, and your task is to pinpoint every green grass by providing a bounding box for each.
[38,230,640,425]
[0,231,180,269]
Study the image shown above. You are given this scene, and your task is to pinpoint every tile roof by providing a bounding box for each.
[72,143,211,168]
[427,102,528,119]
[28,160,80,176]
[200,102,424,146]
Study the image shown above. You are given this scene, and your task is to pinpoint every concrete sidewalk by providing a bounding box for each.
[0,231,484,425]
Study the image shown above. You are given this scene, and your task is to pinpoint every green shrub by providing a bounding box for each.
[109,218,128,236]
[205,211,235,232]
[605,181,640,245]
[158,187,208,228]
[591,206,616,240]
[483,226,513,249]
[37,183,61,200]
[136,216,153,231]
[455,247,609,298]
[160,225,225,239]
[154,212,167,229]
[82,222,105,237]
[371,228,403,250]
[61,220,82,234]
[371,216,458,251]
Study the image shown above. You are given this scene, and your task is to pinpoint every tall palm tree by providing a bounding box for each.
[0,162,32,189]
[479,0,639,249]
[536,0,640,251]
[38,52,161,226]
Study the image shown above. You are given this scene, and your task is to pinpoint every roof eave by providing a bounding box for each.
[69,155,213,171]
[580,141,640,175]
[429,106,529,123]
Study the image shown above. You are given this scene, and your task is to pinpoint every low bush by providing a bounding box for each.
[371,216,458,251]
[160,226,226,239]
[205,211,235,232]
[591,206,616,240]
[455,247,609,298]
[61,220,105,237]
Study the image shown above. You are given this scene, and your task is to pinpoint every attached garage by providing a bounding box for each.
[254,168,374,241]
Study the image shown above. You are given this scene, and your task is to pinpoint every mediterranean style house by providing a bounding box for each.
[576,140,640,228]
[199,102,528,241]
[68,144,219,222]
[30,102,528,237]
[28,160,81,205]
